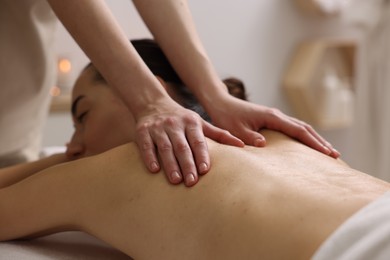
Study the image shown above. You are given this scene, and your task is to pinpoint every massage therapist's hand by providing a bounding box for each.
[135,98,244,187]
[208,94,340,158]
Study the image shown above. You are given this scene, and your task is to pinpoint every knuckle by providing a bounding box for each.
[296,124,307,133]
[165,116,177,127]
[191,138,206,148]
[294,125,309,138]
[184,114,199,125]
[304,123,314,131]
[159,142,173,152]
[175,142,190,153]
[137,122,150,133]
[267,108,282,118]
[140,141,154,151]
[223,129,231,135]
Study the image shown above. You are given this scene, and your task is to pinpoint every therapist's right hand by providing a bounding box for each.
[134,99,244,187]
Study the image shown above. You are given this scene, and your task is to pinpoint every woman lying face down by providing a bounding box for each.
[1,40,390,259]
[67,39,248,186]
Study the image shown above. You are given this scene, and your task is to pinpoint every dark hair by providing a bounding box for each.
[85,39,248,122]
[223,77,247,100]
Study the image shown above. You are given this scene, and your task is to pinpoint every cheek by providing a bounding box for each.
[84,110,136,155]
[82,112,117,155]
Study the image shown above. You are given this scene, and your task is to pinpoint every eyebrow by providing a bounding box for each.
[71,95,85,117]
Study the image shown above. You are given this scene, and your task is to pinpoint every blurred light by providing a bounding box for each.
[58,58,72,73]
[50,86,61,97]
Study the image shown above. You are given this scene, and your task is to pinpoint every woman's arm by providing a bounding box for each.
[132,0,227,103]
[0,153,68,189]
[133,0,339,158]
[0,161,82,241]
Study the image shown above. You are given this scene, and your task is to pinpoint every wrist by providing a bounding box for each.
[131,92,178,120]
[198,84,231,116]
[114,73,172,120]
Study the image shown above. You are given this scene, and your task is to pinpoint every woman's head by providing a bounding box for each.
[67,39,247,159]
[68,65,137,158]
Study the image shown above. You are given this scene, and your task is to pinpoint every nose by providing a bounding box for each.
[66,132,85,160]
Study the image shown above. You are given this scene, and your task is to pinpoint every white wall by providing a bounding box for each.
[43,0,368,172]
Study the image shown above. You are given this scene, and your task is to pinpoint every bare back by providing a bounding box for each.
[75,130,390,259]
[1,131,389,259]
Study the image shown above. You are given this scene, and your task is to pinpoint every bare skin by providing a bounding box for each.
[1,131,388,259]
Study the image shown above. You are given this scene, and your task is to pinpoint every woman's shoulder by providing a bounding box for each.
[97,142,141,161]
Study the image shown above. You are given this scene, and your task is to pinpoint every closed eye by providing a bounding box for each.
[77,111,89,124]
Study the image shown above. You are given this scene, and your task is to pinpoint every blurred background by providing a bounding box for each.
[45,0,390,180]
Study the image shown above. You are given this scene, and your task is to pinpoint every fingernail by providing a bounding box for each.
[171,171,182,183]
[199,162,208,173]
[150,161,159,172]
[323,146,331,155]
[185,173,195,186]
[254,138,264,147]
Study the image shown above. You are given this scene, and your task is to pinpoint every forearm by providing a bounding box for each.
[47,0,169,117]
[133,0,229,112]
[0,153,68,189]
[0,162,84,241]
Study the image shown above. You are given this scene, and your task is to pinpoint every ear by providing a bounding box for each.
[155,76,168,91]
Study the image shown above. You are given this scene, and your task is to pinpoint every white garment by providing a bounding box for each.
[340,0,390,180]
[312,191,390,260]
[0,0,58,166]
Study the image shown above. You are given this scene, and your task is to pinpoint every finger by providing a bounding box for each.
[151,130,184,185]
[136,125,160,173]
[290,117,329,145]
[303,125,340,158]
[281,119,335,157]
[265,112,327,154]
[203,121,245,147]
[303,124,340,158]
[228,125,266,147]
[167,130,198,187]
[290,118,340,158]
[185,122,210,175]
[328,148,341,158]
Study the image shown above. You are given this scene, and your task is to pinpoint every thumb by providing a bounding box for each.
[203,121,244,147]
[237,127,266,147]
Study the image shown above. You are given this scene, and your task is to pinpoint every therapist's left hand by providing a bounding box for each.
[208,94,340,158]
